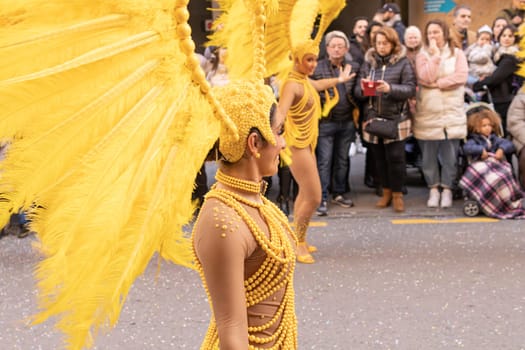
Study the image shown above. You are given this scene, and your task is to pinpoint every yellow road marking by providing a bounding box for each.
[308,221,328,227]
[290,221,328,227]
[392,218,500,224]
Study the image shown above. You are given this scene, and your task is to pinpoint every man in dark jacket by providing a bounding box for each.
[349,16,368,65]
[312,30,360,216]
[379,3,406,44]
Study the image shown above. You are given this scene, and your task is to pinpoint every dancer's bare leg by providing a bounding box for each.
[288,146,321,263]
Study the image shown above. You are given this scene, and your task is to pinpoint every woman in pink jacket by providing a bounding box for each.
[414,19,468,208]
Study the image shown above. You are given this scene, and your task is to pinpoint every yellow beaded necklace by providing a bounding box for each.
[215,168,267,194]
[192,179,298,349]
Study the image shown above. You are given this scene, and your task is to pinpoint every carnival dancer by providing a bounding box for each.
[193,80,298,348]
[278,39,353,264]
[209,0,348,264]
[0,0,348,349]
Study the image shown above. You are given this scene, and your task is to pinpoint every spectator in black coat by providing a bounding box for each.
[473,25,519,136]
[349,16,369,65]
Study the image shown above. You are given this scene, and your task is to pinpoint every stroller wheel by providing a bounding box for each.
[463,200,480,217]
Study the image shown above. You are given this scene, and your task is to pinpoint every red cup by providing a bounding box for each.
[363,81,379,96]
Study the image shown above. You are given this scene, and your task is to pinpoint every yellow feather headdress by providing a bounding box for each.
[0,0,275,349]
[210,0,346,81]
[0,0,344,348]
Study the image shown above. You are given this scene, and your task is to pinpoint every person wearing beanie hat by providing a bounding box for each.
[465,24,496,88]
[477,24,493,36]
[380,2,406,44]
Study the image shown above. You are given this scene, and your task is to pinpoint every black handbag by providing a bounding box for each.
[364,96,408,140]
[364,117,398,139]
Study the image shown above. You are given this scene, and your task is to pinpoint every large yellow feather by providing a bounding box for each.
[0,0,346,349]
[0,1,222,349]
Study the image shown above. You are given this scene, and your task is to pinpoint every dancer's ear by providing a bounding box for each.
[245,130,263,159]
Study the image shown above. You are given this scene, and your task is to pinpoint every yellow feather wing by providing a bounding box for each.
[516,24,525,78]
[208,0,345,81]
[0,1,226,349]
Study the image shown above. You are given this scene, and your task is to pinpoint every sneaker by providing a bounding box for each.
[331,195,354,208]
[355,136,367,154]
[316,201,328,216]
[427,188,440,208]
[349,142,357,157]
[440,188,453,208]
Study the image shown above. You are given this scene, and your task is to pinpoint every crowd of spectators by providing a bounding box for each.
[4,2,524,240]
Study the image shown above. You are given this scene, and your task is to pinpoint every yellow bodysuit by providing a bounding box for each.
[284,72,321,152]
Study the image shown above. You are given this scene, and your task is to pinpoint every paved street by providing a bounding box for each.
[1,153,524,349]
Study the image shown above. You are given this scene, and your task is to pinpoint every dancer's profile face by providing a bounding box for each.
[297,53,318,76]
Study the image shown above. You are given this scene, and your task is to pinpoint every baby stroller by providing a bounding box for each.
[457,87,498,216]
[458,149,482,217]
[457,101,517,217]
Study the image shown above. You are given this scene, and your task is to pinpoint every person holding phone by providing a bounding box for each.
[355,27,416,212]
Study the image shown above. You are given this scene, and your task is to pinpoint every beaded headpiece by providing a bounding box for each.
[214,80,276,162]
[0,1,346,349]
[292,39,319,62]
[205,0,281,163]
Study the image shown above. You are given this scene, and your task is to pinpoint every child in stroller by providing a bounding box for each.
[458,104,525,218]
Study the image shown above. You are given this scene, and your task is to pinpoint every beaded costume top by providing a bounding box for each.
[283,71,321,151]
[193,177,297,349]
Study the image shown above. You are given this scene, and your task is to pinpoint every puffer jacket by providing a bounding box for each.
[414,44,468,140]
[355,46,416,120]
[463,133,515,161]
[507,90,525,152]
